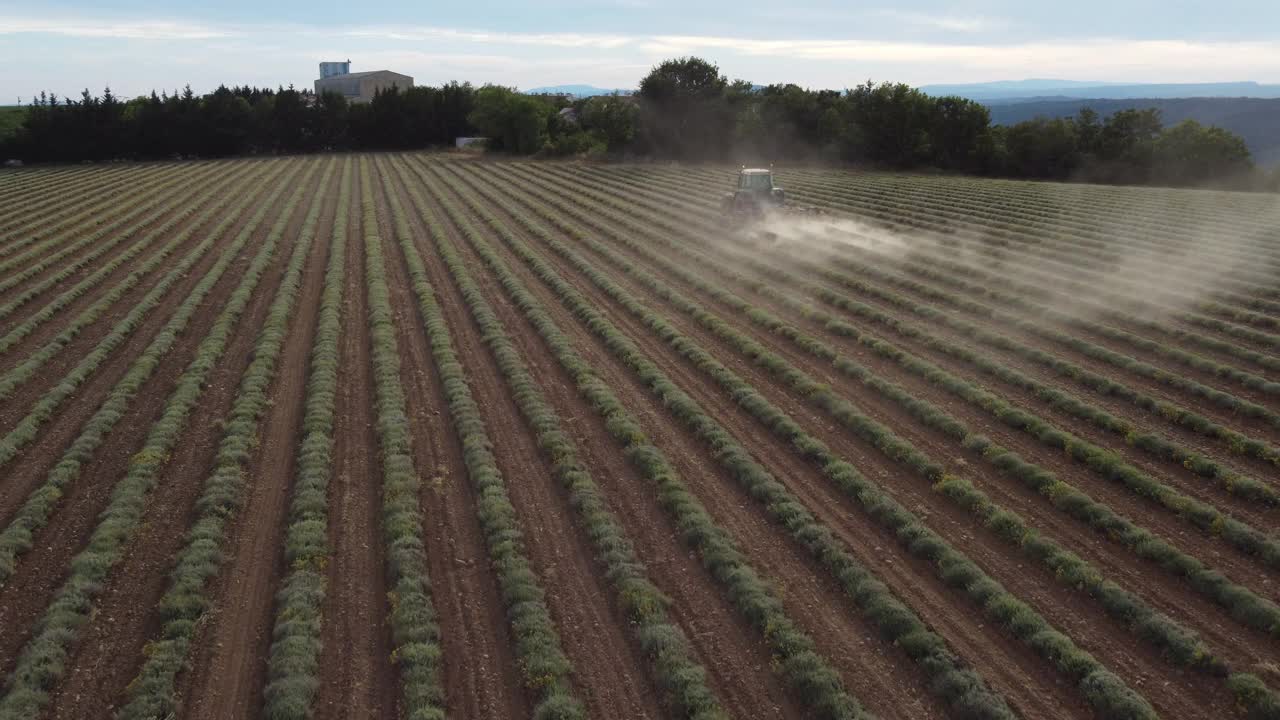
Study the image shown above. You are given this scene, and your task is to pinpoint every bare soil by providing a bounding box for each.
[3,154,1277,720]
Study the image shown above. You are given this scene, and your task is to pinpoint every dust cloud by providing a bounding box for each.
[748,214,913,262]
[712,186,1280,330]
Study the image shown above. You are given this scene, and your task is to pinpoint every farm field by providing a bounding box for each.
[0,152,1278,720]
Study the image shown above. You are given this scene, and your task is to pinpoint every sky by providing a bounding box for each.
[3,0,1280,102]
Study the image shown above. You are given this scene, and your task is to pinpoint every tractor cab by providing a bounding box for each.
[724,167,786,217]
[738,169,776,192]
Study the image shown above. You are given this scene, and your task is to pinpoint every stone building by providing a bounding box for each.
[314,63,413,103]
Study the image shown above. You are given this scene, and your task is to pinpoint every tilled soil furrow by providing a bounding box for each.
[466,161,1216,718]
[587,165,1280,427]
[0,164,267,422]
[426,175,805,718]
[559,209,1278,687]
[0,162,231,314]
[307,166,395,720]
[0,162,294,518]
[414,169,667,719]
[148,162,338,719]
[42,160,322,720]
[502,163,1280,658]
[0,164,177,239]
[0,165,303,677]
[535,162,1280,566]
[428,158,1012,720]
[384,162,535,719]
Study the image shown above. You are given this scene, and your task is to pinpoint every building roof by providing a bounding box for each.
[316,70,411,81]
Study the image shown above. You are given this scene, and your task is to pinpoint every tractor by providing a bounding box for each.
[722,167,786,218]
[721,166,826,241]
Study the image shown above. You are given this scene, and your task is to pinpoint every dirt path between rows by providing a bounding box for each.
[43,162,321,720]
[525,161,1280,591]
[0,191,250,432]
[379,158,533,719]
[573,163,1280,437]
[305,165,396,720]
[0,163,296,525]
[176,163,339,719]
[408,156,806,719]
[411,166,668,718]
[462,160,1236,717]
[427,157,969,720]
[0,162,236,331]
[504,163,1280,681]
[815,254,1280,447]
[0,174,297,677]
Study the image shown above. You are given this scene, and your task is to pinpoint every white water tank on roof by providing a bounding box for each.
[319,60,351,79]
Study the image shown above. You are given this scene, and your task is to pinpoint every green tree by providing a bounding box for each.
[1091,108,1163,182]
[1003,117,1080,178]
[468,85,552,154]
[1153,119,1254,185]
[843,81,934,167]
[930,95,994,171]
[1073,107,1101,155]
[732,83,840,162]
[272,86,308,152]
[579,96,638,153]
[636,56,732,160]
[310,90,349,149]
[198,85,252,156]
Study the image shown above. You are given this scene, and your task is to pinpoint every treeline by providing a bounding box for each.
[4,83,473,161]
[3,57,1277,190]
[627,59,1272,189]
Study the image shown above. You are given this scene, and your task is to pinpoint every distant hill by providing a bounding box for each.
[987,97,1280,166]
[921,80,1280,102]
[525,84,631,97]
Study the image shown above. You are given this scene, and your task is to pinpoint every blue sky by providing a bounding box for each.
[3,1,1279,101]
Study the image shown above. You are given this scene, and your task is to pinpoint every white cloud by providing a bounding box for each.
[340,25,634,49]
[876,10,1001,33]
[0,16,234,40]
[637,34,1280,78]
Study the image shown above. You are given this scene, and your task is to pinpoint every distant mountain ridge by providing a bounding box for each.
[525,84,631,97]
[920,80,1280,102]
[988,97,1280,166]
